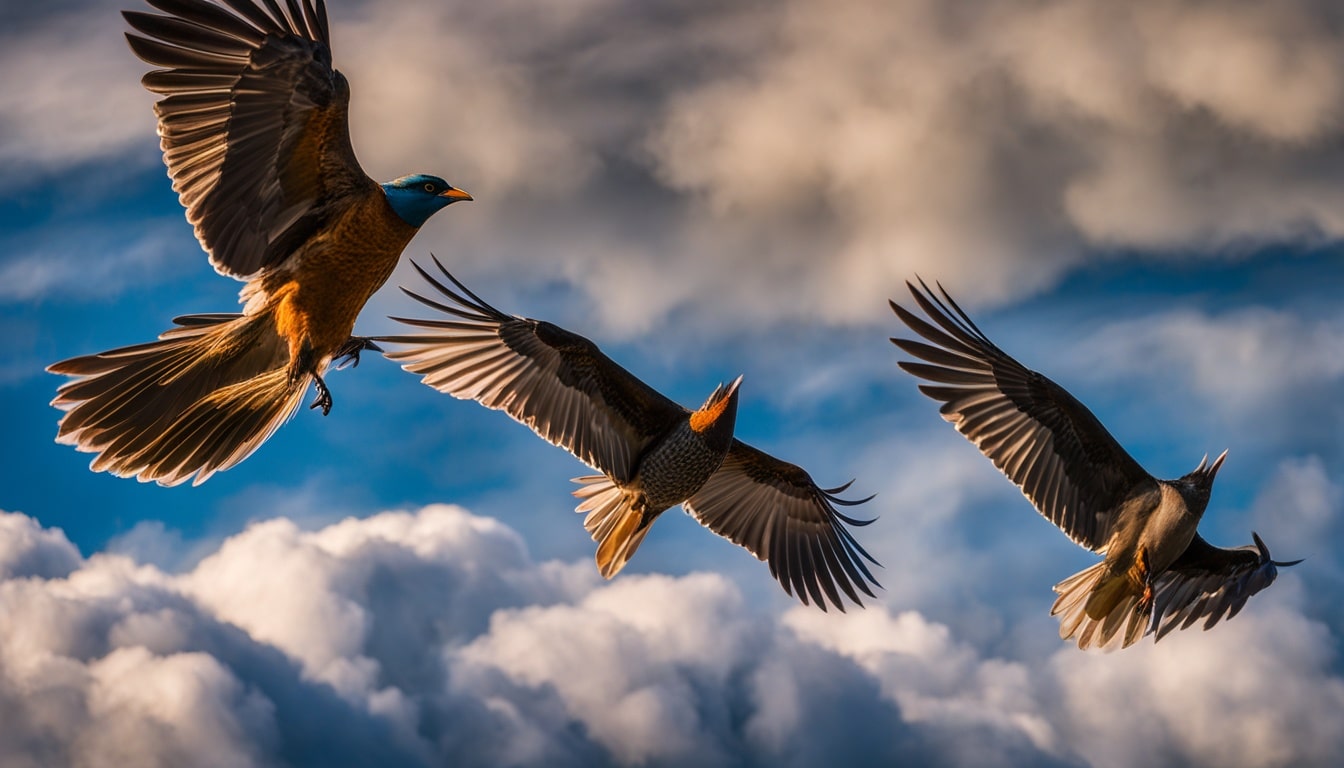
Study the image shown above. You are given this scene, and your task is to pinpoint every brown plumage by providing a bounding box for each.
[891,279,1301,649]
[374,257,881,612]
[49,0,471,485]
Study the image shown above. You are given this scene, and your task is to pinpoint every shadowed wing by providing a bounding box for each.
[375,257,687,483]
[124,0,372,279]
[1150,533,1295,641]
[684,440,880,612]
[890,280,1156,551]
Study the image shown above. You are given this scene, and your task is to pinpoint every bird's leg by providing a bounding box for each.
[1135,544,1154,613]
[291,342,334,416]
[333,336,382,370]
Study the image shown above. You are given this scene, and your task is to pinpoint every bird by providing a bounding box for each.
[890,280,1301,649]
[373,256,881,612]
[47,0,472,486]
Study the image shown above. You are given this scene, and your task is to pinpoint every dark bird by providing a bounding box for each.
[890,280,1301,649]
[48,0,471,485]
[374,257,881,612]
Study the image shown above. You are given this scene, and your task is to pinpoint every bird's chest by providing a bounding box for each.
[1142,485,1201,571]
[265,199,416,351]
[634,423,729,511]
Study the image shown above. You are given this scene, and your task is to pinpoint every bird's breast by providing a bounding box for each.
[264,194,418,355]
[635,421,731,511]
[1140,484,1201,572]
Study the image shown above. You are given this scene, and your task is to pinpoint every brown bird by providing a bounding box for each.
[374,257,881,612]
[48,0,471,485]
[890,280,1301,649]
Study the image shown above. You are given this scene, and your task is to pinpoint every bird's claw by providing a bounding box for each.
[333,337,382,370]
[309,374,333,416]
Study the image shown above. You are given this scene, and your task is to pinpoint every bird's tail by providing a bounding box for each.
[1050,562,1150,650]
[48,312,307,486]
[573,475,651,579]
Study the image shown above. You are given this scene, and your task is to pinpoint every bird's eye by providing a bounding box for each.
[423,182,435,192]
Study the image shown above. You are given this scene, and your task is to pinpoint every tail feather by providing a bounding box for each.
[1051,562,1151,650]
[573,475,650,579]
[49,313,305,486]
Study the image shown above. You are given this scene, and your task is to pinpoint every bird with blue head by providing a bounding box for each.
[48,0,472,486]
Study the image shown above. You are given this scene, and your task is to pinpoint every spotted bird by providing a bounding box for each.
[374,257,881,612]
[891,280,1301,649]
[48,0,471,486]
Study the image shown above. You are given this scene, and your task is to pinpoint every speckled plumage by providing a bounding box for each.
[375,258,882,612]
[636,418,734,512]
[891,279,1302,649]
[48,0,470,486]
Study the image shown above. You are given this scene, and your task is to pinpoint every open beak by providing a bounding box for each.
[439,186,473,202]
[1208,449,1228,480]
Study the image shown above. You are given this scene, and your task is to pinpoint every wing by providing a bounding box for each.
[124,0,373,279]
[1150,532,1295,641]
[683,440,880,612]
[890,280,1156,551]
[375,257,688,483]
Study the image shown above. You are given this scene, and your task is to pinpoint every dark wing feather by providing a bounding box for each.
[683,440,880,613]
[375,257,687,483]
[125,0,372,279]
[1150,533,1290,641]
[891,280,1156,551]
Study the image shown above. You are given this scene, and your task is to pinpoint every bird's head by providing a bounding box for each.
[1179,449,1228,497]
[382,174,472,227]
[689,375,743,450]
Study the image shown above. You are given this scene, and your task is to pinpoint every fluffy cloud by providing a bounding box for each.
[8,0,1344,331]
[648,0,1344,320]
[1073,306,1344,412]
[0,504,1339,767]
[0,8,152,177]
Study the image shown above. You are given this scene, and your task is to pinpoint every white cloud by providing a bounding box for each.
[1070,306,1344,415]
[0,503,1338,767]
[0,10,154,176]
[643,0,1344,323]
[8,0,1343,331]
[1047,597,1344,768]
[1251,455,1342,551]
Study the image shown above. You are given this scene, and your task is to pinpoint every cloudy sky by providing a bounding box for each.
[2,0,1343,765]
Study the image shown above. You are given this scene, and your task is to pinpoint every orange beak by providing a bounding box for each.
[439,186,473,202]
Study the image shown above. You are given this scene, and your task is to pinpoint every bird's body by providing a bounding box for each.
[375,258,880,611]
[49,0,470,486]
[891,280,1299,649]
[575,380,741,576]
[257,189,417,366]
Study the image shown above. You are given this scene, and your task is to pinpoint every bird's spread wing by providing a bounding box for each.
[1150,533,1293,641]
[125,0,372,279]
[376,257,687,483]
[891,280,1155,551]
[683,440,880,612]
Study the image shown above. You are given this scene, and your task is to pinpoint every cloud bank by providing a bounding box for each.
[1,505,1340,767]
[6,0,1344,331]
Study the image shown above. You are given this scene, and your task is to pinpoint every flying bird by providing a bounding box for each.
[375,257,881,612]
[890,280,1300,649]
[48,0,471,486]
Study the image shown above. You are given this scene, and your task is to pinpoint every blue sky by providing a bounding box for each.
[2,1,1343,766]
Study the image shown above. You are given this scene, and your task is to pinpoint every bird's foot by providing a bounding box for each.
[333,336,382,370]
[309,372,334,416]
